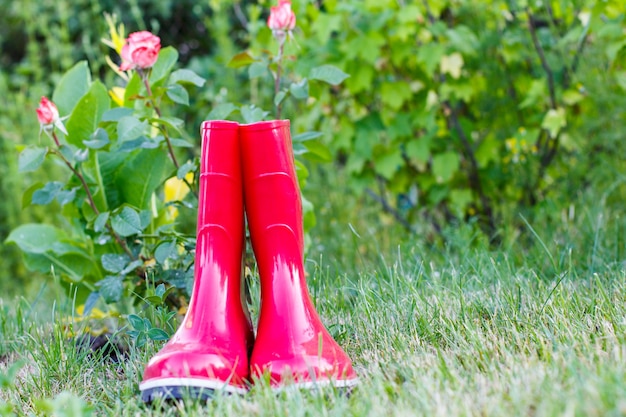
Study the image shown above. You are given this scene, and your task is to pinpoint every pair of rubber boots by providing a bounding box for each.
[139,120,357,402]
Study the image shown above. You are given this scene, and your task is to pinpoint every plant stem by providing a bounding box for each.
[141,71,180,170]
[274,39,286,119]
[140,70,197,198]
[51,131,137,261]
[51,132,98,214]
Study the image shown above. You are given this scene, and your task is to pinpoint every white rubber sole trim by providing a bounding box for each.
[139,377,248,395]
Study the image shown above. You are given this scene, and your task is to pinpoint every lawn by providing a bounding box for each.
[0,174,624,416]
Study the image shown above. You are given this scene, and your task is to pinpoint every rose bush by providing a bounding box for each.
[9,24,206,318]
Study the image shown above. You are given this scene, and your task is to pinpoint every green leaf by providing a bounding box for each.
[82,291,101,317]
[128,314,146,331]
[153,116,184,133]
[136,332,148,347]
[147,328,170,341]
[117,116,148,143]
[432,152,460,183]
[177,161,196,179]
[166,84,189,105]
[406,137,431,167]
[519,79,546,109]
[83,128,110,149]
[121,259,144,276]
[541,107,567,138]
[449,188,473,217]
[292,131,323,142]
[149,46,179,85]
[56,188,76,206]
[274,90,287,107]
[616,71,626,91]
[249,62,269,79]
[101,107,133,122]
[169,138,193,148]
[240,105,269,123]
[302,140,333,163]
[22,182,44,209]
[155,240,177,264]
[381,82,412,110]
[117,149,168,210]
[18,146,47,172]
[290,78,309,100]
[94,212,109,233]
[22,250,92,282]
[208,103,238,120]
[169,69,205,87]
[101,253,130,273]
[96,275,123,303]
[52,61,92,116]
[311,13,342,44]
[446,26,479,56]
[309,65,349,86]
[416,43,445,77]
[124,72,142,106]
[294,159,309,189]
[228,51,256,68]
[562,89,585,106]
[32,182,63,205]
[111,207,142,237]
[139,210,152,230]
[6,224,61,254]
[155,283,167,298]
[65,80,110,147]
[374,149,403,179]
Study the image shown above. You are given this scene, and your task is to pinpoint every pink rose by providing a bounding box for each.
[36,97,67,134]
[36,96,60,125]
[119,31,161,71]
[268,0,296,33]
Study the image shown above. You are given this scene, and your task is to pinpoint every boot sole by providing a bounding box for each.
[140,377,247,403]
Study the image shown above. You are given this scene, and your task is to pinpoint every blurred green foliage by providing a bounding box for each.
[1,0,625,299]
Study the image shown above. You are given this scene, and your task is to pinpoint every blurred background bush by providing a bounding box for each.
[1,0,625,298]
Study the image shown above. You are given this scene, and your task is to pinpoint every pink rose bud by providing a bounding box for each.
[268,0,296,33]
[36,97,67,134]
[119,31,161,71]
[36,96,60,126]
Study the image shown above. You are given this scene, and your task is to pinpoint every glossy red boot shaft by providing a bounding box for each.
[140,121,253,401]
[240,120,357,390]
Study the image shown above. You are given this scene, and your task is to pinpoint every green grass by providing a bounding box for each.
[0,175,625,416]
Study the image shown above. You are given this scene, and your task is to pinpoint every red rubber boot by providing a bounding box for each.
[140,121,253,402]
[240,120,358,391]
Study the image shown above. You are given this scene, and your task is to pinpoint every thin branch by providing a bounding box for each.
[365,187,415,233]
[527,8,557,109]
[569,20,590,81]
[233,1,248,29]
[445,103,498,240]
[140,70,198,198]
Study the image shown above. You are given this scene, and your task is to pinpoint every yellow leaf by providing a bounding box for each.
[164,173,194,220]
[109,86,125,107]
[103,13,126,54]
[426,90,439,110]
[440,53,464,79]
[75,304,108,320]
